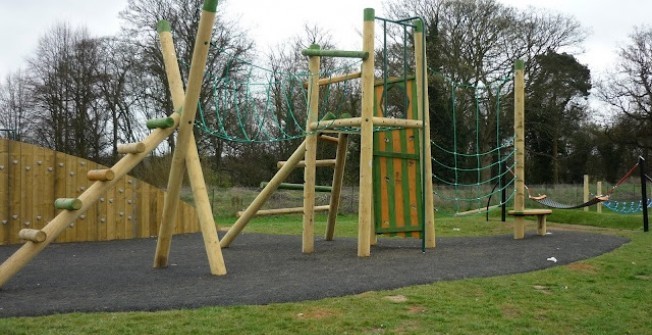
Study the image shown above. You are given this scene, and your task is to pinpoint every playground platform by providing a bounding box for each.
[0,230,628,317]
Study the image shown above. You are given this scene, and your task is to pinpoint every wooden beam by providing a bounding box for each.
[357,8,376,257]
[277,159,336,169]
[155,19,226,275]
[326,133,349,240]
[237,205,330,217]
[154,2,219,269]
[414,20,436,248]
[220,140,307,247]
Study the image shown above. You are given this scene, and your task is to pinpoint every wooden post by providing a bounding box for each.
[583,174,590,212]
[414,19,436,248]
[357,8,376,257]
[597,181,603,213]
[513,59,526,239]
[154,0,218,269]
[325,133,349,240]
[302,44,321,254]
[156,20,226,275]
[220,140,307,247]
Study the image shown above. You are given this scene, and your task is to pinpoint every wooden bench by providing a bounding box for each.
[508,209,552,239]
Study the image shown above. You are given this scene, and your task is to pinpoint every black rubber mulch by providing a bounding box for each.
[0,230,628,317]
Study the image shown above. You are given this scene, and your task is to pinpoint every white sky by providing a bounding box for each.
[0,0,651,80]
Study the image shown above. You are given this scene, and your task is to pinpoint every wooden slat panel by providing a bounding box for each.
[0,139,9,244]
[0,139,204,244]
[9,141,21,244]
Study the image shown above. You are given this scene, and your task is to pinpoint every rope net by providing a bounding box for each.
[429,74,515,215]
[197,55,361,143]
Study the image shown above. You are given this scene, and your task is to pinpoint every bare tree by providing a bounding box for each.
[28,23,109,160]
[599,27,652,152]
[0,70,32,140]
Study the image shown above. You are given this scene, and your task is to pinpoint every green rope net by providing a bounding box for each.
[197,55,361,143]
[430,74,516,215]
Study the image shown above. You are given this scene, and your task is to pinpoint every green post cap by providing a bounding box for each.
[146,117,175,129]
[414,19,424,33]
[54,198,82,210]
[202,0,218,12]
[515,59,525,70]
[364,8,375,21]
[309,44,320,50]
[157,20,171,33]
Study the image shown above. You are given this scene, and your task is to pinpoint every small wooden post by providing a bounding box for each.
[414,18,436,248]
[357,8,376,257]
[154,0,218,269]
[583,174,590,212]
[513,59,526,239]
[597,181,603,213]
[325,133,349,240]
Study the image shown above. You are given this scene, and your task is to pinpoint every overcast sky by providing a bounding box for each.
[0,0,651,81]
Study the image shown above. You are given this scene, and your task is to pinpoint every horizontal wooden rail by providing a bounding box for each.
[318,135,340,144]
[301,49,369,60]
[260,182,333,193]
[277,159,336,169]
[303,71,362,88]
[310,117,423,131]
[237,205,330,217]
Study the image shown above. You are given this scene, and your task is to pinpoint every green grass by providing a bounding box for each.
[1,210,651,334]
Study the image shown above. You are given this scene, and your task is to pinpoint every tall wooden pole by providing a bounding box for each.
[154,0,218,268]
[513,59,526,239]
[303,44,321,253]
[597,181,603,213]
[358,8,376,257]
[414,19,436,248]
[157,21,225,275]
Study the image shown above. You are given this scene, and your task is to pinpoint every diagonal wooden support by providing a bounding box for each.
[153,0,220,269]
[155,19,225,275]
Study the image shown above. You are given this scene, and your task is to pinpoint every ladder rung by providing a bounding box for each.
[54,198,82,210]
[260,182,332,193]
[19,229,47,243]
[318,135,340,144]
[87,168,115,181]
[277,159,337,169]
[117,142,146,154]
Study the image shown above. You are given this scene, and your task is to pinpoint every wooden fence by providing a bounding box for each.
[0,139,200,245]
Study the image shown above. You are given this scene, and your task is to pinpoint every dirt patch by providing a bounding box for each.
[407,306,427,314]
[501,304,521,319]
[566,262,598,274]
[384,295,408,303]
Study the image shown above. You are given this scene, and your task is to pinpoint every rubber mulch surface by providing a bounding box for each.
[0,230,628,317]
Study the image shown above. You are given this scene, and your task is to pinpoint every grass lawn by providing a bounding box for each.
[0,209,650,334]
